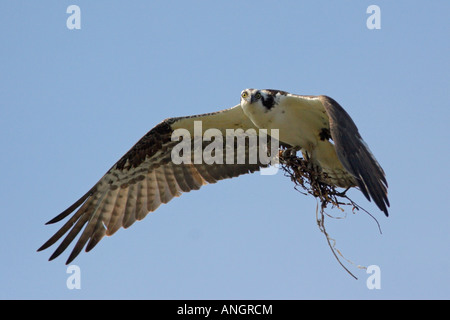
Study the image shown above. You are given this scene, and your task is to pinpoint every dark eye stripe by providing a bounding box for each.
[261,95,275,110]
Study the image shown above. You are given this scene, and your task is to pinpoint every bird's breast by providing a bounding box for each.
[244,104,321,151]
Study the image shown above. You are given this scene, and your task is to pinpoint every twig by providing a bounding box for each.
[278,149,378,279]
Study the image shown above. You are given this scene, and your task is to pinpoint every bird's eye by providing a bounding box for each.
[255,92,262,99]
[241,92,248,99]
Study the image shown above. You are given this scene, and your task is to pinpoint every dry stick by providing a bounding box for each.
[278,150,379,279]
[316,202,358,280]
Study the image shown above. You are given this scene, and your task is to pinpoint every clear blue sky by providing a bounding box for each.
[1,1,449,299]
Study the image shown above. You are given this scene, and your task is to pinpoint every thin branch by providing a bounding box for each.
[278,149,379,279]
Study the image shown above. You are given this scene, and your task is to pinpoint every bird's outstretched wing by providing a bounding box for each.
[38,104,271,264]
[318,95,390,216]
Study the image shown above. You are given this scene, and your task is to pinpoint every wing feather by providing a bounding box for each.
[66,195,108,264]
[193,163,218,184]
[38,199,90,252]
[162,164,182,198]
[154,166,173,204]
[85,219,106,253]
[123,183,138,228]
[318,95,390,216]
[146,170,162,212]
[40,104,266,263]
[47,207,93,262]
[171,163,192,192]
[105,185,128,236]
[85,187,120,252]
[135,179,149,221]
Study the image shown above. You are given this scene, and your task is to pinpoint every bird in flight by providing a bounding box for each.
[39,89,389,264]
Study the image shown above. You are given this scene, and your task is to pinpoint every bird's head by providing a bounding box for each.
[240,89,287,115]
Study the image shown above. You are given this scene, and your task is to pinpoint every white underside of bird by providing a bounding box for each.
[241,90,355,187]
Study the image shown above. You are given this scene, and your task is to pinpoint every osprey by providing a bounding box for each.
[39,89,389,264]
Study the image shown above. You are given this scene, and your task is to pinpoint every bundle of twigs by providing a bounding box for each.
[278,149,380,279]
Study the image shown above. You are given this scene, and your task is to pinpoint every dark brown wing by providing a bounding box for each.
[38,105,272,264]
[318,95,390,216]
